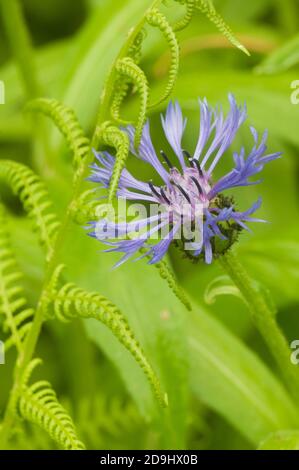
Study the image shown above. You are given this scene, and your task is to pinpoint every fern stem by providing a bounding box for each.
[219,250,299,401]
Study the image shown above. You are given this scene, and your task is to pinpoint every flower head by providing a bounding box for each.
[88,94,281,266]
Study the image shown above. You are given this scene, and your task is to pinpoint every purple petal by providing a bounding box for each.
[124,122,170,184]
[161,101,187,169]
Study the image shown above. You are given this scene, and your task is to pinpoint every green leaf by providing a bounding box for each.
[256,34,299,74]
[239,238,299,306]
[189,306,299,445]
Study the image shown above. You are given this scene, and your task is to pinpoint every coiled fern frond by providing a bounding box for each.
[97,123,130,202]
[111,30,146,124]
[26,98,91,173]
[18,359,85,450]
[0,160,60,259]
[43,266,167,408]
[146,8,180,107]
[115,57,149,149]
[173,0,196,32]
[0,204,33,353]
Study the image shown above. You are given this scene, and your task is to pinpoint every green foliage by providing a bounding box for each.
[110,30,146,124]
[76,396,145,450]
[204,275,243,305]
[115,57,149,149]
[196,0,250,55]
[146,8,180,106]
[0,161,60,258]
[173,0,196,32]
[43,265,167,408]
[18,360,85,450]
[256,34,299,74]
[0,205,33,353]
[98,124,130,202]
[26,98,91,173]
[1,0,299,452]
[139,246,192,311]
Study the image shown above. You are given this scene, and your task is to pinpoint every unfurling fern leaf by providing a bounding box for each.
[18,360,85,450]
[26,98,91,174]
[115,57,149,149]
[196,0,250,55]
[173,0,196,32]
[0,204,33,353]
[0,160,60,259]
[146,8,180,107]
[43,266,167,408]
[97,123,130,202]
[111,30,146,124]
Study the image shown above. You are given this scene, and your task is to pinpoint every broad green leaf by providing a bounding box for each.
[189,306,299,445]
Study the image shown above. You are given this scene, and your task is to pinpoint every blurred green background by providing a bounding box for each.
[1,0,299,450]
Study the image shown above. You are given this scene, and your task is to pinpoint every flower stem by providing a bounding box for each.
[219,249,299,401]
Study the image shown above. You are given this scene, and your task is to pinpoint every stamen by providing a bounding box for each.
[160,150,173,169]
[160,187,171,204]
[159,187,171,204]
[191,158,204,177]
[148,181,162,200]
[172,182,191,203]
[190,176,203,196]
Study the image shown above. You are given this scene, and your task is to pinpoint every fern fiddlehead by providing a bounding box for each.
[97,123,130,202]
[18,360,85,450]
[42,266,167,408]
[110,30,146,124]
[0,161,60,259]
[146,8,180,107]
[0,204,33,353]
[115,57,149,149]
[173,0,196,32]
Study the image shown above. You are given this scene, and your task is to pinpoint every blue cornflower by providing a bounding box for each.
[88,94,281,266]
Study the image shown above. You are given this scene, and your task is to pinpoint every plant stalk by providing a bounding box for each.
[219,249,299,401]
